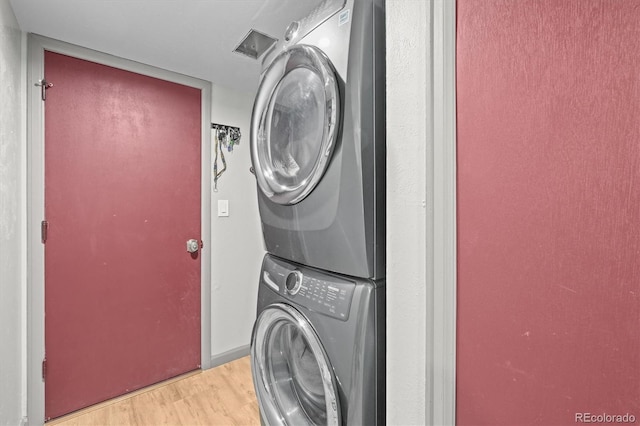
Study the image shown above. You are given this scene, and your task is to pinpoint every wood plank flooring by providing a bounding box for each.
[48,356,260,426]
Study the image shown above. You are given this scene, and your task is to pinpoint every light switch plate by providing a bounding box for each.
[218,199,229,217]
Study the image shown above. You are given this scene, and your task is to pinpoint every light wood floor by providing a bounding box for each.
[48,356,260,426]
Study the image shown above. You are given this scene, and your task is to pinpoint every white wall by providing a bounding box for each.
[209,84,265,362]
[0,1,25,425]
[386,1,430,424]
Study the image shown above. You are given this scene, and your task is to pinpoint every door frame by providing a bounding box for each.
[26,34,212,425]
[386,0,456,424]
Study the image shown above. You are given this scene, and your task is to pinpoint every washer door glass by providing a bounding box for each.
[251,44,340,205]
[251,303,341,426]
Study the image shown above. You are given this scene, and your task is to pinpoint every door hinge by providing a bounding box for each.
[35,79,54,101]
[41,220,49,244]
[42,357,47,381]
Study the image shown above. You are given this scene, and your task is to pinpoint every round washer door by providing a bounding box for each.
[251,303,341,426]
[250,44,340,205]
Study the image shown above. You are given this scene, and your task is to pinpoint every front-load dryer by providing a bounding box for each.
[250,0,385,279]
[251,254,385,425]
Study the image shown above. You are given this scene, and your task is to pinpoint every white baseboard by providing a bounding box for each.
[210,345,250,369]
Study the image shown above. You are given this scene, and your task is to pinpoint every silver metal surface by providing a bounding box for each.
[251,44,340,205]
[250,2,386,422]
[35,79,53,101]
[186,239,199,253]
[285,270,303,295]
[251,302,341,426]
[40,220,48,244]
[250,0,386,279]
[251,254,386,425]
[284,21,300,41]
[264,0,348,58]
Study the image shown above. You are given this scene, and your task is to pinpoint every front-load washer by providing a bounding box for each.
[250,0,385,279]
[251,254,385,425]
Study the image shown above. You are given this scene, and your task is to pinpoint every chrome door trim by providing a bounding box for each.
[251,303,341,426]
[250,44,340,205]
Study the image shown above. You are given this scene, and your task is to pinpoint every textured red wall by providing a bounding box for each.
[456,1,640,424]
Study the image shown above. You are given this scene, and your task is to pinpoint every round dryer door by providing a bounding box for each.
[251,44,340,205]
[251,303,341,426]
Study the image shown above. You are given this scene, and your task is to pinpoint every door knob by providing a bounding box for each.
[186,239,200,253]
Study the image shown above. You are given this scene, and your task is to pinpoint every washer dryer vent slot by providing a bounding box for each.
[233,29,277,60]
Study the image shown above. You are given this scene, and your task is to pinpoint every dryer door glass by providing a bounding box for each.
[251,44,340,205]
[251,303,341,426]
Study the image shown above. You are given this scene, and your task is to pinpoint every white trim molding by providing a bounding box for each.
[428,0,457,425]
[26,34,212,426]
[385,0,456,424]
[210,345,250,369]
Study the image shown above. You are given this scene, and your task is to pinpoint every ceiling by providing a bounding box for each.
[9,0,324,93]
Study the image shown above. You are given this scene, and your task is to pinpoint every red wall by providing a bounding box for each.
[456,1,640,424]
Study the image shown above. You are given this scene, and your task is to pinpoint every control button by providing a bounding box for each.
[285,271,303,296]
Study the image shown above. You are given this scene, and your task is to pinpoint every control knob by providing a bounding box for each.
[285,271,303,296]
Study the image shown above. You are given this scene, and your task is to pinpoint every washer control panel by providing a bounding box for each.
[295,272,355,321]
[263,256,355,321]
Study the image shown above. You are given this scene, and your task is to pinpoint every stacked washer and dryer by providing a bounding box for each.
[249,0,385,424]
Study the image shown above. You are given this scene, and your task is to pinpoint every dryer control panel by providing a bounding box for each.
[262,256,356,321]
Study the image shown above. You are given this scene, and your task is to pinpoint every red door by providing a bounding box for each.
[44,51,202,420]
[457,1,640,425]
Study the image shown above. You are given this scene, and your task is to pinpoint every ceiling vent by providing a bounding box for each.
[233,30,277,60]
